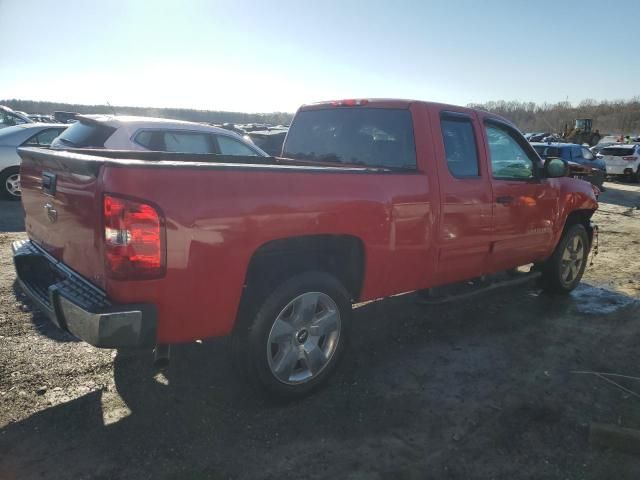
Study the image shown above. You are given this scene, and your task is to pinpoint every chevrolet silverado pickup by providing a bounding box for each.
[13,99,598,398]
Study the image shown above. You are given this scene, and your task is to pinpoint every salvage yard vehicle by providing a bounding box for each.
[51,115,268,156]
[598,144,640,182]
[531,142,606,189]
[0,105,33,129]
[12,99,598,398]
[246,129,288,156]
[0,123,67,199]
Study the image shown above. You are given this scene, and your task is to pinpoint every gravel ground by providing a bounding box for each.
[1,183,640,480]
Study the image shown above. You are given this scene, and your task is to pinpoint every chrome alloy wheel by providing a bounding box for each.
[560,235,584,284]
[267,292,341,385]
[5,173,20,198]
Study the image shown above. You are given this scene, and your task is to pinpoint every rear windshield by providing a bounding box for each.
[283,108,417,169]
[533,145,562,158]
[602,146,636,157]
[53,120,115,148]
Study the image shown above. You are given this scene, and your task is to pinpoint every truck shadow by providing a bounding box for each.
[599,181,640,209]
[1,282,639,479]
[12,280,80,343]
[0,200,25,232]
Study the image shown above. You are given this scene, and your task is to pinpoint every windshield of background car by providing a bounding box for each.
[283,108,417,169]
[0,110,29,128]
[52,120,115,148]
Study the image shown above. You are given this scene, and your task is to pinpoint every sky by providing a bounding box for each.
[1,0,639,113]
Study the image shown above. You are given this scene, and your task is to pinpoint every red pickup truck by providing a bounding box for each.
[13,99,598,398]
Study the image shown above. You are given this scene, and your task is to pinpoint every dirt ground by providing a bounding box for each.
[1,183,640,480]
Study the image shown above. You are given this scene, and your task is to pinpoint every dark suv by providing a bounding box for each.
[531,142,606,189]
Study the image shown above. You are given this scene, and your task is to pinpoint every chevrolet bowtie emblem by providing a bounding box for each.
[44,203,58,223]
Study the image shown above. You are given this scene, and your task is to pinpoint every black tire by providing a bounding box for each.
[539,224,589,294]
[232,271,352,400]
[0,167,21,201]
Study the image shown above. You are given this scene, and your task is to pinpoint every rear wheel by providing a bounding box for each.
[0,167,21,200]
[539,224,589,294]
[233,271,351,399]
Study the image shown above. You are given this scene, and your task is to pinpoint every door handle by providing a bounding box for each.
[496,196,514,205]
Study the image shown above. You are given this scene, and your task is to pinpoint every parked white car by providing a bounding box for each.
[51,115,268,156]
[0,123,68,199]
[598,144,640,181]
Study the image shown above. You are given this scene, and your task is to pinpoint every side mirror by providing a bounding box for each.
[544,157,569,178]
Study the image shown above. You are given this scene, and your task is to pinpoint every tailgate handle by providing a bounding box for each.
[42,172,57,195]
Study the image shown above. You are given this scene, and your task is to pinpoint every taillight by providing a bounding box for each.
[103,194,165,279]
[622,156,636,161]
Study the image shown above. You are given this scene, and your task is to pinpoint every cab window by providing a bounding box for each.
[440,115,480,178]
[485,123,536,180]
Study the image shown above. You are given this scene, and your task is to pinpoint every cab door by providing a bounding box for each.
[481,119,560,272]
[430,109,493,285]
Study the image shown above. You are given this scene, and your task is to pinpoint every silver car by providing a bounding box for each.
[0,123,67,200]
[51,115,268,156]
[0,105,33,130]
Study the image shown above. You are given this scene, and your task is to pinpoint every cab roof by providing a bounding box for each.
[298,99,513,125]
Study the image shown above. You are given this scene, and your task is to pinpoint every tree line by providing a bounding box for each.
[0,99,294,125]
[468,98,640,135]
[4,97,640,134]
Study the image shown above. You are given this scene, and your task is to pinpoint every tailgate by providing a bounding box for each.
[18,147,107,289]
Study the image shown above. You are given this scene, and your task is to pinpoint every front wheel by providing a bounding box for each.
[539,224,589,294]
[233,271,352,399]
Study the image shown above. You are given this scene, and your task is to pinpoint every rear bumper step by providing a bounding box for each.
[12,240,157,348]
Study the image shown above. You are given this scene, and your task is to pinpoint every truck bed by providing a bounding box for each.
[18,146,435,343]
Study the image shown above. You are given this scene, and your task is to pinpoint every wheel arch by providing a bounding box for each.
[0,164,21,198]
[563,208,595,245]
[242,234,366,304]
[0,164,20,176]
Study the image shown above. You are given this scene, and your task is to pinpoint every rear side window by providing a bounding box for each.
[283,108,416,169]
[134,130,158,150]
[162,131,215,153]
[53,121,115,148]
[571,147,583,159]
[440,116,480,177]
[216,135,259,156]
[22,128,66,146]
